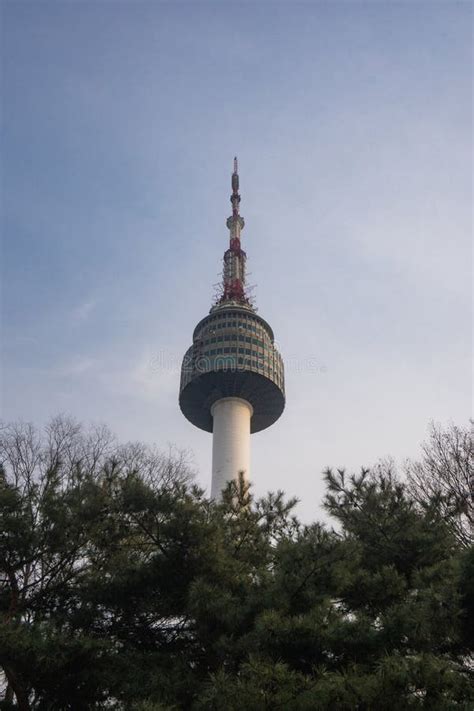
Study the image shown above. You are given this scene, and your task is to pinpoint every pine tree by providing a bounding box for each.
[1,418,472,709]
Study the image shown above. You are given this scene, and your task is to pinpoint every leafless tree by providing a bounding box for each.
[405,421,473,547]
[0,415,194,708]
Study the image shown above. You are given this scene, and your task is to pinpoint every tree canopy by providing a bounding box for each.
[1,417,472,709]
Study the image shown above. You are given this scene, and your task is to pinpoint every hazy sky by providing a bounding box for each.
[2,1,472,521]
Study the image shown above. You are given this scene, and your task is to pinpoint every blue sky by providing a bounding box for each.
[2,1,472,520]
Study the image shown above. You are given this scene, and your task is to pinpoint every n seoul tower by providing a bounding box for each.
[179,159,285,498]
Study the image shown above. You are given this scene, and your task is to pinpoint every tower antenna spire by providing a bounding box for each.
[231,155,241,217]
[220,156,247,304]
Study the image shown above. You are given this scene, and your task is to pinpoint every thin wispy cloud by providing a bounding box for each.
[58,357,100,377]
[72,300,97,322]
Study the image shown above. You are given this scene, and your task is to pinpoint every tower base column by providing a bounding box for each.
[210,397,253,499]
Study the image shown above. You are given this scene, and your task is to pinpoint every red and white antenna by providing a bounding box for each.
[218,157,250,305]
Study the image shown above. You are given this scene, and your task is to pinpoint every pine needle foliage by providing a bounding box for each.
[1,418,472,709]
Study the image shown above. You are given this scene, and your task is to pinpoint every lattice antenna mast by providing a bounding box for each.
[220,157,249,304]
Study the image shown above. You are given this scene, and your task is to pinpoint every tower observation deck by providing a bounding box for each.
[179,159,285,498]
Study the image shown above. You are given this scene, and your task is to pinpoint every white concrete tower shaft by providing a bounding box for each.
[211,397,253,499]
